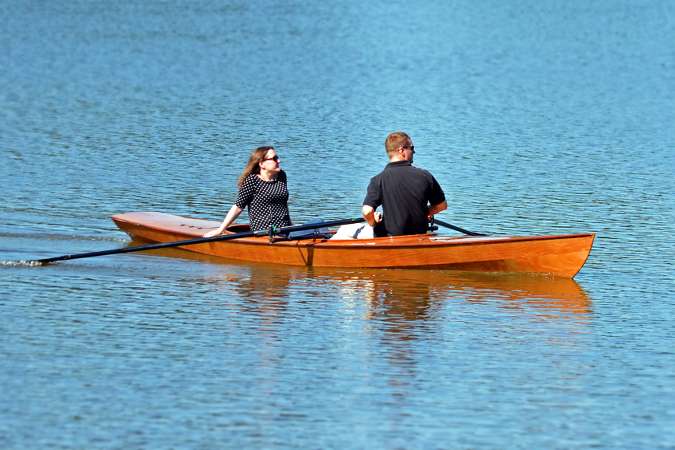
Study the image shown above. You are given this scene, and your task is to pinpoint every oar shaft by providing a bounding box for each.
[35,232,257,264]
[433,219,485,236]
[36,230,262,264]
[34,217,365,265]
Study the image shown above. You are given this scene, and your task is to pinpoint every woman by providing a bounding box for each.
[204,146,292,237]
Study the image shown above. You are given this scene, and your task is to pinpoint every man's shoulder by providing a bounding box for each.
[401,164,436,179]
[419,167,439,180]
[376,162,437,181]
[368,169,386,182]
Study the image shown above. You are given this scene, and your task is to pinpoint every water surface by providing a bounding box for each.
[2,0,675,448]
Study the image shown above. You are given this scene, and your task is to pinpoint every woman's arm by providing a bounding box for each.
[204,204,243,237]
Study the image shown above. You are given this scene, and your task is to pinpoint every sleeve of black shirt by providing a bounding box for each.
[363,176,382,209]
[428,174,446,206]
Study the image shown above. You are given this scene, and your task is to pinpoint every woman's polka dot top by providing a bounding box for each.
[235,171,292,231]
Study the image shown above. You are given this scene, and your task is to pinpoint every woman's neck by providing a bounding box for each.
[258,170,277,182]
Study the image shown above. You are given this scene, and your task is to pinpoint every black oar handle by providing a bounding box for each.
[433,218,486,236]
[32,217,365,265]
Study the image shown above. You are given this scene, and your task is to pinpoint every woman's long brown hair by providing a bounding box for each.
[237,146,275,187]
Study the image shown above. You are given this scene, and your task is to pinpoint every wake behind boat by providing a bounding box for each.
[112,212,595,278]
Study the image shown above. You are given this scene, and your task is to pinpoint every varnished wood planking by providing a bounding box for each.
[112,212,594,278]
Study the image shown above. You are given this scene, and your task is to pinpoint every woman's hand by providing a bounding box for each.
[205,206,243,238]
[204,228,235,237]
[204,229,223,238]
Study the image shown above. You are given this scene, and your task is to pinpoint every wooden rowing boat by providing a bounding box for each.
[111,212,595,278]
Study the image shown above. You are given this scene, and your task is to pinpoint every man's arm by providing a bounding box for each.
[362,175,383,227]
[427,200,447,219]
[362,205,382,227]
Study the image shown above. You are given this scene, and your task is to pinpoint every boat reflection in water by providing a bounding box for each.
[314,267,592,334]
[133,244,592,375]
[135,242,592,322]
[310,267,593,377]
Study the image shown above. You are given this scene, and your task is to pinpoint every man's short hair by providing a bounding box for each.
[385,131,412,155]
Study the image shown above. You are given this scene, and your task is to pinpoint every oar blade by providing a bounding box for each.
[1,259,47,267]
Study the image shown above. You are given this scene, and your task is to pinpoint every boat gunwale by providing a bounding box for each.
[112,213,595,250]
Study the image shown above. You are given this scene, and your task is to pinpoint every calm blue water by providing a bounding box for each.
[2,0,675,448]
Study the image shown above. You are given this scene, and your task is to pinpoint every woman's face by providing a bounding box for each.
[259,148,281,173]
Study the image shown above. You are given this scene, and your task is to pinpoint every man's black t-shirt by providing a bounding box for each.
[363,161,446,236]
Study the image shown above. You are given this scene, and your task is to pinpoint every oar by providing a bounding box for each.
[433,218,486,236]
[29,217,365,266]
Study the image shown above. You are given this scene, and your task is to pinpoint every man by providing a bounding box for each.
[362,131,447,236]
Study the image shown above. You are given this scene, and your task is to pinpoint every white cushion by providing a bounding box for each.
[330,223,374,240]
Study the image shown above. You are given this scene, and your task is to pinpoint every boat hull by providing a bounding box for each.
[111,212,595,278]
